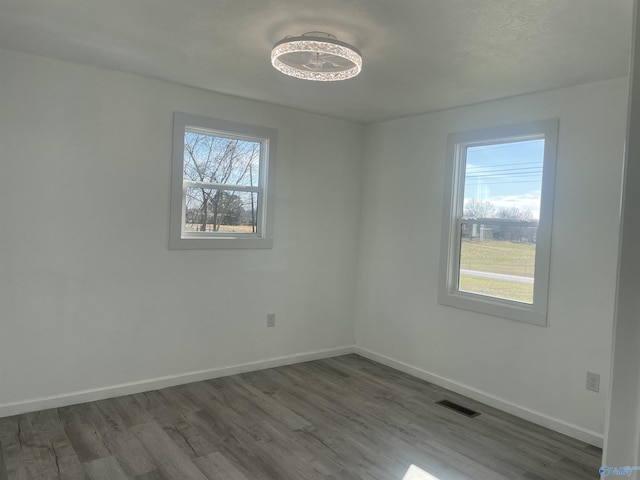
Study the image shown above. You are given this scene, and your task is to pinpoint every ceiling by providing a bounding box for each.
[0,0,633,123]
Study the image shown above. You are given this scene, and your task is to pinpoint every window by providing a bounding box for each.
[439,119,558,325]
[169,113,277,249]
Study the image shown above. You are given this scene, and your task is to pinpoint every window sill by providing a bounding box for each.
[438,288,547,326]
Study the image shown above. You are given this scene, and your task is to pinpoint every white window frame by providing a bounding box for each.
[169,112,277,250]
[438,119,558,326]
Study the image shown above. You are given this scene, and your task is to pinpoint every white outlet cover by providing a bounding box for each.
[587,372,600,392]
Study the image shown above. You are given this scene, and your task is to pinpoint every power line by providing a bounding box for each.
[466,165,542,174]
[466,172,542,180]
[464,179,542,186]
[467,159,542,167]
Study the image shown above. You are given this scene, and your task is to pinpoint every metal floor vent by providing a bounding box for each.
[436,399,481,418]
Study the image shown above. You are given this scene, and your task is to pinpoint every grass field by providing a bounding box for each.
[459,239,536,277]
[185,224,255,233]
[459,239,536,303]
[458,276,534,303]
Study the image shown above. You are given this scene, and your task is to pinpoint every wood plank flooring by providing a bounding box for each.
[0,354,602,480]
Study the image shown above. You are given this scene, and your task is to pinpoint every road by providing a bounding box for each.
[460,269,534,284]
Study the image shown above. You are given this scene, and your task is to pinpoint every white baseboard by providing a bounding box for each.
[0,344,605,448]
[0,345,356,418]
[354,346,604,448]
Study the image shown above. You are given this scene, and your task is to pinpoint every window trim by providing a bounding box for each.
[169,112,277,250]
[438,119,559,326]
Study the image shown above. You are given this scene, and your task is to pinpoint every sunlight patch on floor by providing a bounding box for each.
[403,464,441,480]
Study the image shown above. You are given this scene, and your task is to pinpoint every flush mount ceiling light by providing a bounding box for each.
[271,32,362,81]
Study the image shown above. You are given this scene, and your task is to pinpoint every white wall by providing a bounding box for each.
[355,77,628,445]
[0,46,629,449]
[0,49,362,410]
[603,2,640,472]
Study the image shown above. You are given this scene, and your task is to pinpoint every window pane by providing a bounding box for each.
[463,139,544,220]
[184,131,260,187]
[458,221,536,304]
[185,188,260,234]
[459,139,544,305]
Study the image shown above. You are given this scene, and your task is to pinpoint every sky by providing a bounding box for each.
[464,138,544,218]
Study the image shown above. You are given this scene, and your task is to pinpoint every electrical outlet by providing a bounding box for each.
[586,372,600,392]
[267,313,276,328]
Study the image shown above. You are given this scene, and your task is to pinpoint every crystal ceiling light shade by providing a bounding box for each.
[271,32,362,81]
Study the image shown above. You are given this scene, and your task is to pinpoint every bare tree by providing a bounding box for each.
[183,133,260,231]
[463,199,494,218]
[497,207,534,220]
[493,207,537,243]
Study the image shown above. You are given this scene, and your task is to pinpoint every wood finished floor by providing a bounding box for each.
[0,354,602,480]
